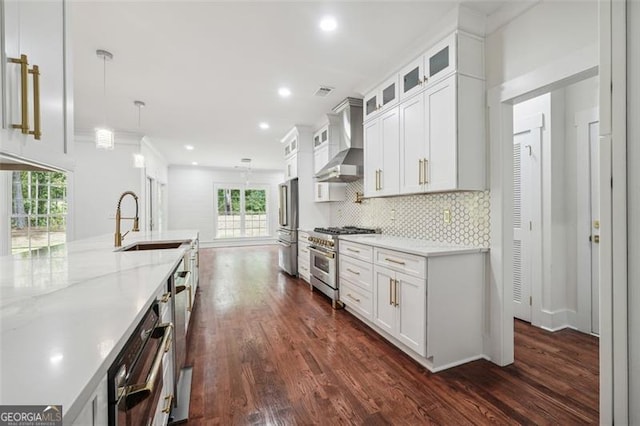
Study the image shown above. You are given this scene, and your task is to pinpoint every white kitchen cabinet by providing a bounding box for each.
[364,107,400,197]
[339,240,374,320]
[364,75,399,121]
[285,154,297,179]
[298,231,310,283]
[71,374,108,426]
[152,341,175,426]
[1,0,73,170]
[399,73,485,194]
[399,31,483,101]
[373,263,426,357]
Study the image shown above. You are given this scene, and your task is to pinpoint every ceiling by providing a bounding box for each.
[72,1,507,171]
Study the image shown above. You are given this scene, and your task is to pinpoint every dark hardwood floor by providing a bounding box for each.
[184,246,598,425]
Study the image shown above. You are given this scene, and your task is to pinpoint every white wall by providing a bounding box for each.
[71,134,168,241]
[485,1,598,89]
[627,0,640,421]
[71,136,142,240]
[167,166,283,244]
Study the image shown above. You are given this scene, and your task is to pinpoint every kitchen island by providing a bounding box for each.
[0,230,199,425]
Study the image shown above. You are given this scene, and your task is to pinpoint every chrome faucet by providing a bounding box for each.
[115,191,140,247]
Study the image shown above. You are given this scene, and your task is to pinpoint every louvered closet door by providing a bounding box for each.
[513,131,532,322]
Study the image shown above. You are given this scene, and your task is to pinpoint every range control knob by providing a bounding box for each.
[329,241,335,247]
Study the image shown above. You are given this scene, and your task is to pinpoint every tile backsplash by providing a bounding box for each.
[331,181,490,247]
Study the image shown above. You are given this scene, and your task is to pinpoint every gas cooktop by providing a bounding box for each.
[313,226,378,236]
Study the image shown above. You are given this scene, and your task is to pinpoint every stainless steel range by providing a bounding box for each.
[307,226,378,308]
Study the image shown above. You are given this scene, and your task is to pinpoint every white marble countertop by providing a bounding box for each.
[0,230,198,424]
[338,234,488,257]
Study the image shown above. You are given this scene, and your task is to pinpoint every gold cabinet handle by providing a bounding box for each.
[28,65,41,140]
[393,279,399,307]
[346,268,360,275]
[346,247,360,253]
[423,159,429,184]
[423,76,428,84]
[385,257,406,265]
[162,394,174,414]
[187,284,193,312]
[418,159,424,184]
[159,292,171,303]
[346,293,361,303]
[9,54,29,134]
[389,278,394,305]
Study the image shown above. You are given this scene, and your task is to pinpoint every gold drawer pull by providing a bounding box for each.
[347,293,361,303]
[346,268,360,275]
[385,257,406,265]
[159,292,171,303]
[162,394,174,413]
[346,248,360,253]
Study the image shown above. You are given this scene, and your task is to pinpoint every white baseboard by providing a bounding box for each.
[539,308,578,332]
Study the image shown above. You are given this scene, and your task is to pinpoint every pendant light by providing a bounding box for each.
[95,49,114,150]
[133,100,146,168]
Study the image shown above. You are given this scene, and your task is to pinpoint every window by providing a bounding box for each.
[11,171,67,254]
[215,185,268,238]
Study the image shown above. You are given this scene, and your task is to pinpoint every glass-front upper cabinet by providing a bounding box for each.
[400,56,425,100]
[364,75,399,121]
[424,32,457,85]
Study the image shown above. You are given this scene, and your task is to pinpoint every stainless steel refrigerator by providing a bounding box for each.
[277,178,298,275]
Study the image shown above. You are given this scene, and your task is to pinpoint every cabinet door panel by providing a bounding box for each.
[373,267,395,334]
[379,107,400,195]
[425,32,456,85]
[364,91,379,119]
[364,119,381,196]
[396,272,427,356]
[425,76,456,191]
[399,94,425,194]
[400,57,424,100]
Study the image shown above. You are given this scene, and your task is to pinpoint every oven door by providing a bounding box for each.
[309,246,336,289]
[114,323,173,426]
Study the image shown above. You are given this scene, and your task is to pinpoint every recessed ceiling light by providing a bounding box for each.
[192,162,198,166]
[319,16,337,32]
[259,122,270,130]
[241,158,252,163]
[185,144,194,151]
[278,87,291,98]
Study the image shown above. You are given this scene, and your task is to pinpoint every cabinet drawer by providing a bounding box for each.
[298,244,310,258]
[374,248,426,279]
[339,241,373,262]
[340,280,373,321]
[339,255,373,292]
[298,261,310,282]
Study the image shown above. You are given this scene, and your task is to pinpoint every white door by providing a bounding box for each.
[426,75,456,191]
[396,271,427,356]
[399,93,425,194]
[589,121,600,334]
[363,119,380,197]
[512,114,543,323]
[379,107,400,196]
[373,267,395,334]
[576,109,600,335]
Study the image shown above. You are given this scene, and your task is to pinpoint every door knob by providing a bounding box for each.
[589,235,600,243]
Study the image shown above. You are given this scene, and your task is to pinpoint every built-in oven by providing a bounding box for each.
[108,302,173,426]
[309,245,338,307]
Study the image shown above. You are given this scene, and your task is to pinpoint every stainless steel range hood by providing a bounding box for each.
[315,97,364,183]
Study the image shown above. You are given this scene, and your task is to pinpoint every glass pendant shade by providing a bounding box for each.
[95,127,114,150]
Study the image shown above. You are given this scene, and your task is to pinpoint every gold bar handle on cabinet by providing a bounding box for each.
[346,293,360,303]
[389,278,393,305]
[346,268,360,275]
[9,54,29,134]
[418,159,424,184]
[162,394,174,413]
[423,159,429,184]
[187,284,193,312]
[28,65,41,140]
[378,169,382,190]
[385,257,406,265]
[346,247,360,253]
[394,279,399,307]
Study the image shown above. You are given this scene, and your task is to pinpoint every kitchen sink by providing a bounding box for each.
[118,240,190,252]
